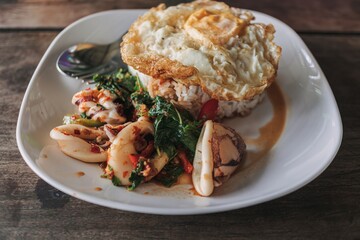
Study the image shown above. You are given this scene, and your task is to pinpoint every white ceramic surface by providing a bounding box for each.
[16,10,342,215]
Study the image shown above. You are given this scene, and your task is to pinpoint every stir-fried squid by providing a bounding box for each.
[50,69,246,196]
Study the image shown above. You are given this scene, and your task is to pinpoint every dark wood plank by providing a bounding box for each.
[0,0,359,32]
[0,31,359,239]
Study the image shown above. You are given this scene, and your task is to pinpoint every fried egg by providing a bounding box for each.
[121,0,281,101]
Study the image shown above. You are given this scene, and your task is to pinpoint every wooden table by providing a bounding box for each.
[1,0,359,239]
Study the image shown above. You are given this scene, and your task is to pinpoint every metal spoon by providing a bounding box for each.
[57,36,127,83]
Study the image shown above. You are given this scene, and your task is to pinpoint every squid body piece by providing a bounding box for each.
[107,117,168,186]
[192,120,215,196]
[192,120,246,197]
[50,124,107,163]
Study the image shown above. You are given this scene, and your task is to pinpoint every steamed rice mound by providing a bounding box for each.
[130,67,264,118]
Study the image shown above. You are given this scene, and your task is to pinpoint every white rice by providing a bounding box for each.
[129,67,264,119]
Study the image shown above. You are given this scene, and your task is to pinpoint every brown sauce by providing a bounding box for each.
[76,171,85,177]
[188,187,202,196]
[243,82,287,168]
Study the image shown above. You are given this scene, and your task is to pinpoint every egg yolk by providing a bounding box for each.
[184,8,245,46]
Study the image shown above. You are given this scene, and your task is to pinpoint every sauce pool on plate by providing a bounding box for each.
[76,171,85,177]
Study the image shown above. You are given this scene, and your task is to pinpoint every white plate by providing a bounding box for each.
[16,9,342,215]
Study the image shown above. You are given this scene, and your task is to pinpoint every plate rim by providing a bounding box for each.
[16,9,343,215]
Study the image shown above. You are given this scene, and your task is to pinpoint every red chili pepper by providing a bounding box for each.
[197,99,219,121]
[75,95,95,105]
[90,144,101,153]
[128,154,140,168]
[178,151,193,174]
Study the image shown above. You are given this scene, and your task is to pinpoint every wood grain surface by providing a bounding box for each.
[0,0,359,32]
[0,0,359,239]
